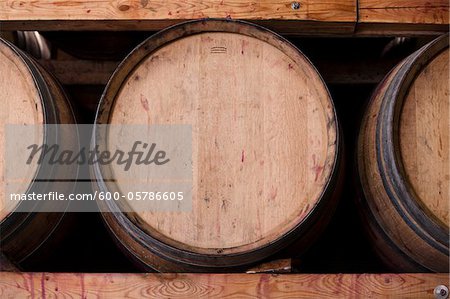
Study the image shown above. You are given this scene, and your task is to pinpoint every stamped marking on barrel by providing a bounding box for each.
[210,46,227,54]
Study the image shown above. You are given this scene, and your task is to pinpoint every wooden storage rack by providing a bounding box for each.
[1,0,449,298]
[0,0,448,35]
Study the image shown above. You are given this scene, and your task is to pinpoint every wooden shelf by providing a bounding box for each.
[0,0,448,35]
[0,272,448,298]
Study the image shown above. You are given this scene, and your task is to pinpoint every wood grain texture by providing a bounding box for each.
[399,49,449,227]
[108,31,336,252]
[1,0,448,34]
[357,35,449,272]
[92,19,342,271]
[0,0,356,33]
[0,272,448,298]
[359,0,449,24]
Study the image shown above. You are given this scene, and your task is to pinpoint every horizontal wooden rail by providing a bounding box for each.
[356,0,449,35]
[0,272,448,298]
[0,0,356,34]
[0,0,448,35]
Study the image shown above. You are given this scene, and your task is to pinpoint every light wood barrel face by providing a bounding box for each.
[0,40,44,222]
[104,26,337,255]
[399,48,449,228]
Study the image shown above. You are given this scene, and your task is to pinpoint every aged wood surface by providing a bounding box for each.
[357,35,449,272]
[359,0,449,24]
[0,0,449,34]
[0,272,448,298]
[399,48,449,227]
[0,0,356,33]
[357,0,449,35]
[93,19,341,271]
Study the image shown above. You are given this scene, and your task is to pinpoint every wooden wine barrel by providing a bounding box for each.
[0,38,77,265]
[93,20,342,272]
[357,34,449,272]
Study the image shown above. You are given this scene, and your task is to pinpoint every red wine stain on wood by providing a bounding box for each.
[312,154,324,182]
[269,186,278,200]
[21,274,29,293]
[241,39,249,55]
[201,36,213,42]
[313,165,324,182]
[40,273,46,299]
[257,275,270,297]
[140,94,149,111]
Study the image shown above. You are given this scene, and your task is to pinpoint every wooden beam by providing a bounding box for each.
[359,0,449,24]
[357,0,449,35]
[0,0,356,34]
[0,1,449,35]
[0,272,448,298]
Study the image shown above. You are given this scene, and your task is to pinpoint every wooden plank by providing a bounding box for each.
[0,0,356,34]
[359,0,449,25]
[0,20,357,35]
[0,273,448,298]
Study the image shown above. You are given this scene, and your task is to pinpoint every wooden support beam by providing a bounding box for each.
[0,1,449,35]
[0,1,356,34]
[359,0,449,24]
[0,272,448,298]
[357,0,449,35]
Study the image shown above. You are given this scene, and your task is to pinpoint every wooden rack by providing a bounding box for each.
[0,0,448,35]
[1,272,448,298]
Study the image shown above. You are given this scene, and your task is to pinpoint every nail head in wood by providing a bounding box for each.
[291,2,301,10]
